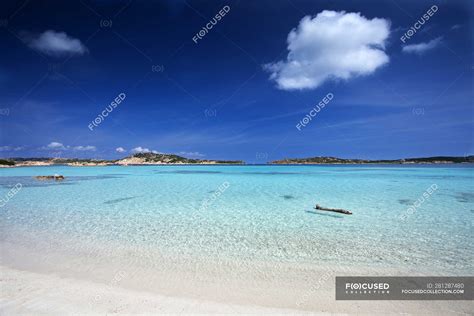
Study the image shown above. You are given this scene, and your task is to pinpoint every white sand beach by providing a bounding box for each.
[2,264,473,315]
[1,265,309,315]
[1,238,472,315]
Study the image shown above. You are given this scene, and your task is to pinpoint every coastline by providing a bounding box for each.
[1,154,472,168]
[1,162,473,168]
[0,163,247,168]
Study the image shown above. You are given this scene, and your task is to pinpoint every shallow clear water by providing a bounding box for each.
[1,165,473,274]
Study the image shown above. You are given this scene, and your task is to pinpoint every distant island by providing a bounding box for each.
[270,156,474,164]
[1,154,473,167]
[0,153,244,167]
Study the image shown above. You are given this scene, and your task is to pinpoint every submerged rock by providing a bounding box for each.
[398,199,414,205]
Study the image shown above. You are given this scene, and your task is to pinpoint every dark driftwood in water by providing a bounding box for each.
[35,175,64,181]
[315,204,352,215]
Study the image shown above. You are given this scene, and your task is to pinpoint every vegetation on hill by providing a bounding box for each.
[133,152,194,163]
[271,156,474,164]
[130,153,244,164]
[1,153,245,165]
[0,159,15,166]
[403,156,474,163]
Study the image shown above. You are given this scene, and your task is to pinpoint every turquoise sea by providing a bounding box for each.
[1,165,473,276]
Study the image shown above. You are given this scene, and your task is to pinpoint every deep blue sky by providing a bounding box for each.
[0,0,472,163]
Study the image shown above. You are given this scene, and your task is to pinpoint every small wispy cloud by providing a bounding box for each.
[41,142,95,151]
[0,146,24,152]
[73,145,96,151]
[402,37,442,55]
[115,147,126,153]
[25,30,88,57]
[178,151,205,158]
[451,24,461,30]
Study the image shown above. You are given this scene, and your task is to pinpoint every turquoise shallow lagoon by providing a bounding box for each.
[1,165,473,275]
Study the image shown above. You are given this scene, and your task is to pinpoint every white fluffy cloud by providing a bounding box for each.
[115,147,126,153]
[47,142,67,150]
[42,142,95,151]
[265,11,390,90]
[73,145,96,151]
[26,30,88,57]
[131,147,160,154]
[402,37,442,55]
[131,147,150,153]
